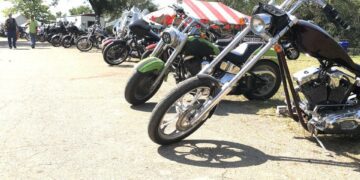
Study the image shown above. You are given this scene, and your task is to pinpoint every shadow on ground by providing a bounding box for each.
[130,98,284,115]
[0,39,52,49]
[158,139,360,171]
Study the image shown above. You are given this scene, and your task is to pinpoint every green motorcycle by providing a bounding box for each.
[125,17,281,106]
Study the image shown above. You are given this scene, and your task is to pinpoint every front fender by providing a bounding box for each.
[136,57,165,73]
[111,39,127,46]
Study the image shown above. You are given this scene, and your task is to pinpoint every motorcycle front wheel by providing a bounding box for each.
[62,36,73,48]
[76,37,93,52]
[103,43,129,65]
[124,71,163,106]
[51,36,62,47]
[148,77,217,145]
[141,50,152,60]
[38,35,46,42]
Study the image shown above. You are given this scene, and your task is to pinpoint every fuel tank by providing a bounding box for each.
[129,19,160,41]
[291,20,360,75]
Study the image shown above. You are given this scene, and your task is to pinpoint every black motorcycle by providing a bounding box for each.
[50,23,68,47]
[61,25,86,48]
[76,24,107,52]
[102,19,160,65]
[18,26,30,41]
[148,0,356,153]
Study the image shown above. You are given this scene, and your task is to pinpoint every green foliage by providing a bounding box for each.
[69,5,93,15]
[2,0,54,22]
[87,0,157,20]
[55,11,66,18]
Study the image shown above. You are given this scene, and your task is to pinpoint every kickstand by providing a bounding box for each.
[312,133,334,157]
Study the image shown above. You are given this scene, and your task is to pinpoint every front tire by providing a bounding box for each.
[76,37,93,52]
[103,43,129,65]
[51,35,62,47]
[148,77,217,145]
[141,50,152,60]
[124,71,163,106]
[62,36,72,48]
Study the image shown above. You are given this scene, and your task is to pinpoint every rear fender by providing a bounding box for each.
[136,57,165,73]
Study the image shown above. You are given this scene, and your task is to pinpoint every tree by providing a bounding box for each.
[2,0,54,23]
[69,5,93,15]
[55,11,66,18]
[87,0,157,20]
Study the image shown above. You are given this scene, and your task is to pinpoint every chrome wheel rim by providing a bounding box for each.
[158,87,212,139]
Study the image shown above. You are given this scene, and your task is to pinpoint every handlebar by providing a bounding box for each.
[323,4,351,30]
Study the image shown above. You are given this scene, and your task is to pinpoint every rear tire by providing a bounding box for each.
[124,71,163,106]
[243,60,281,100]
[103,43,129,65]
[148,77,217,145]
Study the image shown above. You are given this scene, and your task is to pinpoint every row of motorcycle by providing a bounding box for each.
[38,21,108,51]
[100,6,284,107]
[81,1,360,153]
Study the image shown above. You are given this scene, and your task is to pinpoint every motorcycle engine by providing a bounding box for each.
[293,67,353,109]
[294,67,360,134]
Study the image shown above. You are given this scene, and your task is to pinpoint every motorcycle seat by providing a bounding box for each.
[223,42,263,66]
[216,37,233,47]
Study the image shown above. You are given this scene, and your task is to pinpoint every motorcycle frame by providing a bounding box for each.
[191,0,325,125]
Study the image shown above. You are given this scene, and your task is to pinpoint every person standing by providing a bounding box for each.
[5,13,18,49]
[29,16,38,49]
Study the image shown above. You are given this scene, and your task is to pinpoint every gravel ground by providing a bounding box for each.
[0,39,359,179]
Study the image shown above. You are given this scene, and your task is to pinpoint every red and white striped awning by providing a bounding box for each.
[183,0,249,25]
[144,0,249,26]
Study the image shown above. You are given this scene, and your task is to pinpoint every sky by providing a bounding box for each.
[0,0,177,22]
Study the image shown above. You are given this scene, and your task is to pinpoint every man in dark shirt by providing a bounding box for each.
[5,13,18,49]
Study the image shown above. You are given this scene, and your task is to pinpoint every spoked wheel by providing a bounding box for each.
[243,60,281,100]
[103,43,129,65]
[38,35,46,42]
[51,36,62,47]
[148,77,218,145]
[124,71,163,106]
[62,36,73,48]
[76,37,93,52]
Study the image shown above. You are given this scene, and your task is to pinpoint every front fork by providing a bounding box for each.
[150,36,188,90]
[191,19,298,125]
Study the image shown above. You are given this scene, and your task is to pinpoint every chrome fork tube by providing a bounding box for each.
[191,41,274,124]
[191,16,299,124]
[151,19,194,57]
[151,35,189,89]
[199,26,251,74]
[150,39,164,57]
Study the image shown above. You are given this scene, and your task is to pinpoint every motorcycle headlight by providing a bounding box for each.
[161,27,181,47]
[250,13,272,36]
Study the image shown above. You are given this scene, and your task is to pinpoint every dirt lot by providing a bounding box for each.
[0,39,359,179]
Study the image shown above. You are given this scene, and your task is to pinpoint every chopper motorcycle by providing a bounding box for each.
[148,0,357,150]
[50,22,68,47]
[124,6,281,106]
[61,24,86,48]
[76,23,107,52]
[102,7,160,66]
